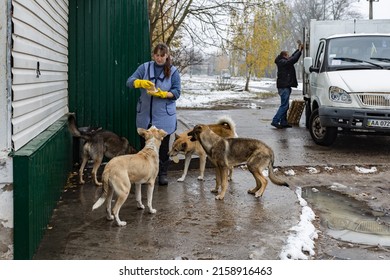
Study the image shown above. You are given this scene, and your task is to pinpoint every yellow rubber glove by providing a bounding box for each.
[133,79,154,89]
[147,88,168,98]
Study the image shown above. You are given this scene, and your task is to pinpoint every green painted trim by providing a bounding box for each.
[13,116,73,259]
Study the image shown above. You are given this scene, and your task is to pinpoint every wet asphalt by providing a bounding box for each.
[33,90,390,260]
[34,168,298,260]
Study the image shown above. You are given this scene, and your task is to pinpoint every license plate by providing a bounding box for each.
[367,119,390,128]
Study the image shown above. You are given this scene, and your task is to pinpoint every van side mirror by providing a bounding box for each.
[304,57,313,74]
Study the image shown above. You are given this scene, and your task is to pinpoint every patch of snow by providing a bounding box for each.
[355,166,377,174]
[279,187,318,260]
[306,167,319,174]
[324,166,334,172]
[330,183,348,189]
[177,75,276,109]
[284,169,296,176]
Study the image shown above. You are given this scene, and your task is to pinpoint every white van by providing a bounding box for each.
[303,20,390,146]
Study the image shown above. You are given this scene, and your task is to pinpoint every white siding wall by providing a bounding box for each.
[11,0,69,150]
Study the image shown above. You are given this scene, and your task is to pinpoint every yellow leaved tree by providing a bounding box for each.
[230,1,287,91]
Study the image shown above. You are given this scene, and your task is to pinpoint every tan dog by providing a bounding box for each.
[168,116,237,182]
[68,114,137,186]
[92,126,167,226]
[188,124,289,200]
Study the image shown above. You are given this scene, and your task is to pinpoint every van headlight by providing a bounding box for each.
[329,86,352,103]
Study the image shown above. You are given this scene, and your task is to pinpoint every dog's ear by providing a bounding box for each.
[193,125,202,134]
[159,129,168,139]
[188,131,197,142]
[137,128,147,138]
[189,125,204,142]
[174,133,180,140]
[187,128,194,139]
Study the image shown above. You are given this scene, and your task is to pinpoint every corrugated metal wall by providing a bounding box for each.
[11,0,69,151]
[68,0,150,149]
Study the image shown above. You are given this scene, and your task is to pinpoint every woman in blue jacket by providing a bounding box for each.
[126,43,181,185]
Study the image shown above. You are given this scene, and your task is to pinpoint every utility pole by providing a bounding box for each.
[323,0,326,20]
[367,0,379,20]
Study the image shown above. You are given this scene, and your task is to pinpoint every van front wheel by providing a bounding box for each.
[309,109,337,146]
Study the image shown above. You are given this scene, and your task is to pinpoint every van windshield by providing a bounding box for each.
[327,35,390,70]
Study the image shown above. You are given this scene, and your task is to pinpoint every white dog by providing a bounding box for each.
[92,126,167,226]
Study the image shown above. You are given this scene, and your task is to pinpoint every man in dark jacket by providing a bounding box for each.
[271,43,303,129]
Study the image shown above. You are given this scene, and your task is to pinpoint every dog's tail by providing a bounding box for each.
[67,113,94,141]
[92,193,106,211]
[92,172,110,210]
[92,184,108,210]
[67,113,83,138]
[268,157,289,188]
[217,115,238,137]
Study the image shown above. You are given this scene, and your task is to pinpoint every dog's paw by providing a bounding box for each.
[106,214,114,221]
[95,181,103,186]
[177,177,185,182]
[117,221,127,226]
[197,176,204,181]
[149,208,157,214]
[215,195,224,200]
[80,179,85,184]
[254,191,263,198]
[247,189,255,195]
[211,189,218,193]
[137,202,145,209]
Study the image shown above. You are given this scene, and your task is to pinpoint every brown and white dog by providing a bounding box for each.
[168,116,237,182]
[92,126,167,226]
[188,124,289,200]
[68,114,137,186]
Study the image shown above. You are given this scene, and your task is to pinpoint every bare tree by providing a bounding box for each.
[328,0,363,20]
[283,0,363,52]
[148,0,269,71]
[148,0,194,47]
[171,46,204,73]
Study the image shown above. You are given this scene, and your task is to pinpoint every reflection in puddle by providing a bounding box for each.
[302,187,390,246]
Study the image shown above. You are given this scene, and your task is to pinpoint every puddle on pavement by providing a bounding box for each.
[302,186,390,246]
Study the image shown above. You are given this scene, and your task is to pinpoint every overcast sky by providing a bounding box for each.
[353,0,390,19]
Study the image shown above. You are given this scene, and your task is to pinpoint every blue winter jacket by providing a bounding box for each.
[126,61,181,135]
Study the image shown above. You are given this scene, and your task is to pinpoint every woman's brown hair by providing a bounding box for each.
[153,43,171,77]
